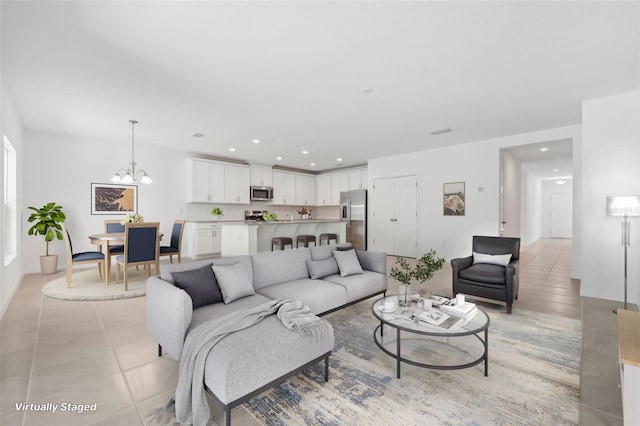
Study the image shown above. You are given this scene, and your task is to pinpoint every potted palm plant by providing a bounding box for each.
[27,202,66,275]
[390,249,446,307]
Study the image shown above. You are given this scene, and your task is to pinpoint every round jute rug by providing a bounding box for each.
[42,268,147,301]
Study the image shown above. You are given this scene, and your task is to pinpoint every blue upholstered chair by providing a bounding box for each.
[61,223,105,288]
[104,219,125,275]
[159,220,185,263]
[116,222,160,291]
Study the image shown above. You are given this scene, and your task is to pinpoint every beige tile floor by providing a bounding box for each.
[0,239,634,425]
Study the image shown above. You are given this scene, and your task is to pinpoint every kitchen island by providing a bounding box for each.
[219,219,346,256]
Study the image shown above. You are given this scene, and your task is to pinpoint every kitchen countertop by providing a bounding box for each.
[186,219,341,225]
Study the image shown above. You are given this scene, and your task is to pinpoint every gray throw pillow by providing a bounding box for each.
[306,257,340,279]
[333,249,364,277]
[171,264,223,309]
[211,262,256,304]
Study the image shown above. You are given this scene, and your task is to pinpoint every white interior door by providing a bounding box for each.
[393,175,417,257]
[373,178,395,254]
[550,192,572,238]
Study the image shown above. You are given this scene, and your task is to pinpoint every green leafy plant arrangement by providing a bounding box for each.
[210,207,224,216]
[27,202,66,256]
[390,249,446,305]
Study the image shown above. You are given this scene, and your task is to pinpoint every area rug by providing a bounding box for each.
[244,301,582,426]
[42,268,147,301]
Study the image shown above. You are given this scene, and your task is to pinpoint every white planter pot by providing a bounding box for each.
[40,255,58,275]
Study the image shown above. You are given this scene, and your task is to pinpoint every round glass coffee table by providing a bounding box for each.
[372,296,490,378]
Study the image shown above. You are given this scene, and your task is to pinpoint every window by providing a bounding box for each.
[4,135,17,265]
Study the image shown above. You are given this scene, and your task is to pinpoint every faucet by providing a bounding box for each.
[289,210,293,222]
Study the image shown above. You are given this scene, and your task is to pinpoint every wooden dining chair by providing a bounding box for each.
[116,222,160,291]
[159,220,185,263]
[104,219,125,275]
[61,223,105,288]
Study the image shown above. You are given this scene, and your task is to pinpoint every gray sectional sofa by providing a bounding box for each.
[146,243,387,425]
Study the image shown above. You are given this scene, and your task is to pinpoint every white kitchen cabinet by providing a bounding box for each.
[272,171,296,205]
[295,174,315,206]
[250,164,273,187]
[224,164,250,204]
[316,175,332,206]
[187,158,225,203]
[348,169,368,190]
[372,175,417,257]
[184,222,221,258]
[331,172,350,205]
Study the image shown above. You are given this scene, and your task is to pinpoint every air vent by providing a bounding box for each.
[192,133,204,138]
[429,128,452,136]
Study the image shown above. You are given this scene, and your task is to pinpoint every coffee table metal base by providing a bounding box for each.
[373,324,489,379]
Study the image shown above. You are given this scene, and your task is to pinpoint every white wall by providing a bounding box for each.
[22,130,189,273]
[501,151,522,238]
[581,91,640,304]
[521,171,542,246]
[368,125,581,262]
[1,83,24,318]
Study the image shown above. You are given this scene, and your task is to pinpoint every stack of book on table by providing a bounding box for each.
[393,309,463,331]
[440,299,478,322]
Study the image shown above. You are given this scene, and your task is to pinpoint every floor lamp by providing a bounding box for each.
[606,195,640,314]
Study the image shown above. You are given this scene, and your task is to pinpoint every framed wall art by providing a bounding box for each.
[91,183,137,215]
[443,182,465,216]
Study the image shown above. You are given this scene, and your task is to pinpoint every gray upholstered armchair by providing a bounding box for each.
[451,235,520,314]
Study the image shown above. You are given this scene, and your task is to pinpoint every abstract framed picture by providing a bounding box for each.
[91,183,137,215]
[443,182,465,216]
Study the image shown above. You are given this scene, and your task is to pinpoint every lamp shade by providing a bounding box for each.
[606,195,640,217]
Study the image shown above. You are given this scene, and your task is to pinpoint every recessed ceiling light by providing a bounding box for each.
[276,156,283,160]
[361,87,373,94]
[192,133,204,138]
[310,163,316,166]
[540,147,549,152]
[302,150,309,155]
[336,158,343,162]
[252,139,260,144]
[556,180,566,185]
[229,148,236,152]
[553,169,559,172]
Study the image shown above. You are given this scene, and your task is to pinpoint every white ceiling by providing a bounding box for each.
[2,1,638,172]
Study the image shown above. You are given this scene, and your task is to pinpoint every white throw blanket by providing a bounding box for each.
[153,299,332,426]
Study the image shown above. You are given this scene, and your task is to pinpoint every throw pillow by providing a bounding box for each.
[306,257,340,279]
[333,249,364,277]
[171,264,223,309]
[211,262,256,304]
[472,251,512,266]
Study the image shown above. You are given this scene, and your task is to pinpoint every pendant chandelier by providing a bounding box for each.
[110,119,153,184]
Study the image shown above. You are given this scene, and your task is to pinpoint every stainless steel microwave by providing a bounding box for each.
[250,186,274,201]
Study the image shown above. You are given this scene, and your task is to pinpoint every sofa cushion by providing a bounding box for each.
[333,249,364,277]
[459,263,506,285]
[171,264,223,308]
[251,248,312,291]
[159,255,253,285]
[322,271,387,302]
[309,243,353,260]
[256,279,348,315]
[473,251,512,266]
[306,257,340,279]
[212,262,256,304]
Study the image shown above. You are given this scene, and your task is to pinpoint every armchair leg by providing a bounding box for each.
[507,303,512,314]
[158,344,163,357]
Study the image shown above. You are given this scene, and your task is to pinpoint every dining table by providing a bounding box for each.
[88,232,163,284]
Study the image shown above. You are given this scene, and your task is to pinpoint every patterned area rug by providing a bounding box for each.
[244,301,581,425]
[41,268,147,300]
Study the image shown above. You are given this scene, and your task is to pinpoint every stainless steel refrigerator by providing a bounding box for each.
[340,189,367,250]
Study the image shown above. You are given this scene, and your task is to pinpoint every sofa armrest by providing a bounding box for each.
[356,250,387,275]
[146,276,193,360]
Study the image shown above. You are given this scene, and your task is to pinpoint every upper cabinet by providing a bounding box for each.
[331,172,350,204]
[295,174,315,206]
[348,169,368,190]
[188,158,225,203]
[224,163,251,204]
[272,171,296,205]
[187,157,249,204]
[250,164,273,187]
[316,175,332,206]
